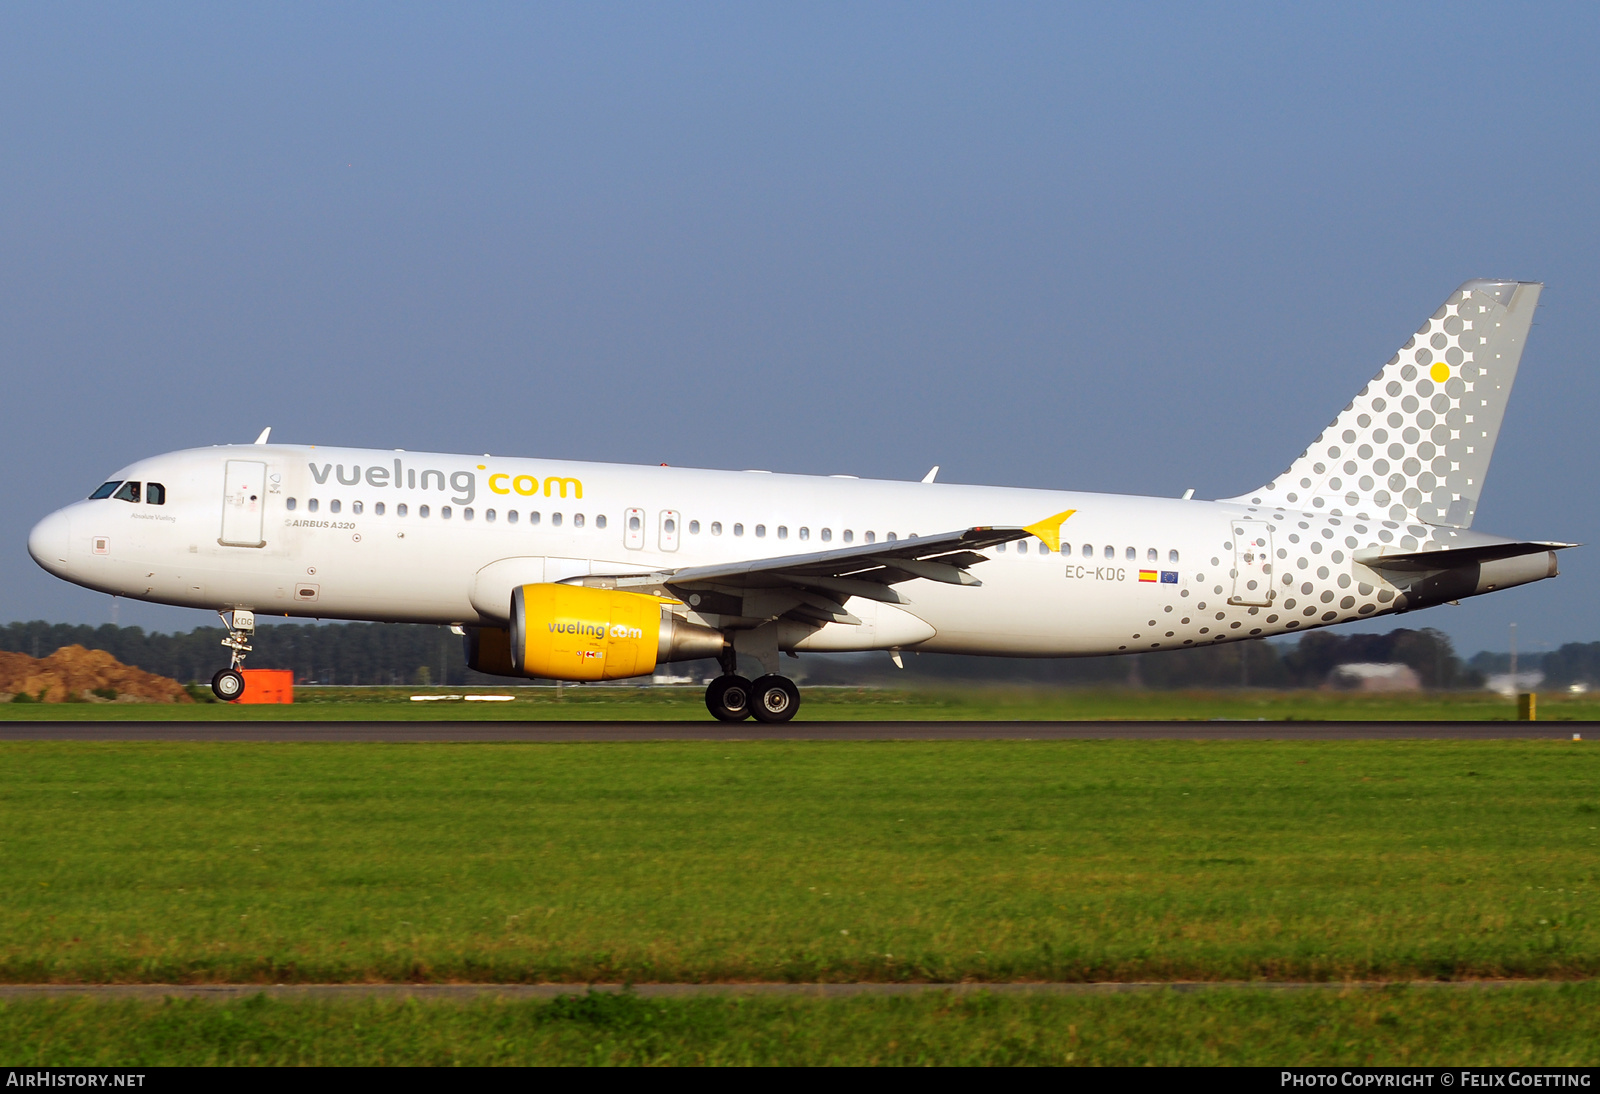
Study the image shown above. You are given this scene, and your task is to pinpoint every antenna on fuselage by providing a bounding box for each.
[253,427,272,445]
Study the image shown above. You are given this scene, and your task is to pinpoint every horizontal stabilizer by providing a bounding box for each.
[1354,540,1577,573]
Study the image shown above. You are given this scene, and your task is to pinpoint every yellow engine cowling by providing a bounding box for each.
[508,584,725,681]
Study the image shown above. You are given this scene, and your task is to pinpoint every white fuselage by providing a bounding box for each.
[28,443,1508,658]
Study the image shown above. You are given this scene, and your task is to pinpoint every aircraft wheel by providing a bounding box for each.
[212,668,246,702]
[749,674,800,723]
[705,675,753,721]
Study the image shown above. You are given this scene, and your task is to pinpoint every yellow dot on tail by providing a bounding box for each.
[1430,362,1450,383]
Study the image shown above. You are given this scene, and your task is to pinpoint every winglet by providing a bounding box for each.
[921,466,939,483]
[253,427,272,445]
[1023,509,1077,553]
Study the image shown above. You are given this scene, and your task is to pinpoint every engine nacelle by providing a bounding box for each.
[500,583,724,681]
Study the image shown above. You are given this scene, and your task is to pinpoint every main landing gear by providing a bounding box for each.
[704,648,801,723]
[210,609,255,701]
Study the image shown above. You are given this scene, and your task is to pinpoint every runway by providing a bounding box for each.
[0,719,1587,741]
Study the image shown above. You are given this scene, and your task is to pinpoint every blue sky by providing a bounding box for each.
[3,3,1596,657]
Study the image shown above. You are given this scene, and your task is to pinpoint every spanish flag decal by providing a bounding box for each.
[1138,570,1158,583]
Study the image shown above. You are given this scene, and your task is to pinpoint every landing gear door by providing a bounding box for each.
[1228,519,1274,606]
[220,460,267,548]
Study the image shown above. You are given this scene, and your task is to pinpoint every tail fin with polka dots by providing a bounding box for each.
[1225,280,1542,529]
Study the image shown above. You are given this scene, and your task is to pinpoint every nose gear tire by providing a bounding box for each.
[212,668,246,702]
[705,675,753,721]
[749,674,800,723]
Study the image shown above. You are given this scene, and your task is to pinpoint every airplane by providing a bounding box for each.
[28,279,1573,720]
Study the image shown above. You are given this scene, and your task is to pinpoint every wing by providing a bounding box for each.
[576,509,1077,629]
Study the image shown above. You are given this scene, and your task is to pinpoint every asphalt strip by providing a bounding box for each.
[0,720,1591,741]
[0,981,1585,1001]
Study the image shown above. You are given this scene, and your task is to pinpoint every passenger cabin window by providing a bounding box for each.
[843,530,853,543]
[419,505,430,518]
[307,498,319,513]
[89,481,122,500]
[776,526,787,540]
[112,481,140,503]
[329,500,341,514]
[798,527,809,541]
[821,528,831,542]
[551,513,562,526]
[1103,545,1115,559]
[1169,549,1180,563]
[146,483,166,505]
[886,532,897,542]
[595,515,607,529]
[864,531,875,543]
[484,509,494,522]
[733,523,744,536]
[1148,548,1158,561]
[506,510,517,524]
[1081,544,1092,557]
[996,542,1007,553]
[711,522,722,535]
[374,502,385,516]
[529,511,540,525]
[442,506,452,519]
[397,503,408,517]
[689,520,700,534]
[755,524,766,537]
[463,507,474,521]
[353,501,364,515]
[1017,541,1028,554]
[1125,546,1135,561]
[629,514,642,531]
[573,513,584,528]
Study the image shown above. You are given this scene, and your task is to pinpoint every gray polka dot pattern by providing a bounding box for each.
[1225,280,1541,530]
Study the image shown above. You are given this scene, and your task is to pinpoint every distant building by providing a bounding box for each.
[1485,671,1545,697]
[1328,663,1421,692]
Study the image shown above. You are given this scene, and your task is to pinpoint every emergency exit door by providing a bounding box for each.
[220,460,267,547]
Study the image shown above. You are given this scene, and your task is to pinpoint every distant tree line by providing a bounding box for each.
[802,627,1484,689]
[1469,643,1600,685]
[0,619,1557,689]
[0,620,490,687]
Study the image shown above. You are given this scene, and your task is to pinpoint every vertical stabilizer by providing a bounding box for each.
[1224,279,1541,528]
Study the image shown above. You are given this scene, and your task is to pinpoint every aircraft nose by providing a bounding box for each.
[28,509,73,577]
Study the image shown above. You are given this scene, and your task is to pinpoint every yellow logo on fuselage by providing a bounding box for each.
[487,474,584,499]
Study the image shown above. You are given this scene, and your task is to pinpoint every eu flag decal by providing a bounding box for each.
[1160,571,1179,583]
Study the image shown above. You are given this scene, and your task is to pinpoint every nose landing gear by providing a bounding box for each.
[211,668,245,701]
[210,609,256,701]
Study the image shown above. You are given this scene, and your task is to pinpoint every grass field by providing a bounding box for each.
[5,985,1598,1065]
[4,685,1596,720]
[1,740,1595,984]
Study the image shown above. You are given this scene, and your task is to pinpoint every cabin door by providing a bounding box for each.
[220,460,267,547]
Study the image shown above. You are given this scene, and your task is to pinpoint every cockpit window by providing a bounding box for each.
[111,481,141,503]
[146,483,166,505]
[89,481,122,500]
